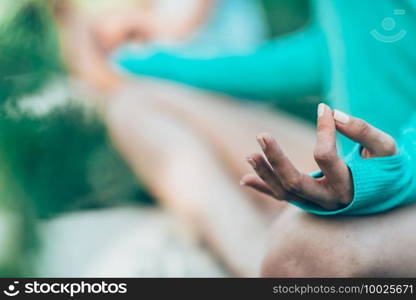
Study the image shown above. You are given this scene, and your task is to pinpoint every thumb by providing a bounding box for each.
[333,109,397,157]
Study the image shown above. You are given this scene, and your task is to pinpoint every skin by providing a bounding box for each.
[92,0,215,54]
[104,83,416,277]
[103,81,416,277]
[56,2,416,277]
[241,103,397,212]
[104,87,268,276]
[54,0,122,93]
[261,203,416,277]
[55,0,215,92]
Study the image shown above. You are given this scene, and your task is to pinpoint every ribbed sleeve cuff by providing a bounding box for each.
[290,144,414,216]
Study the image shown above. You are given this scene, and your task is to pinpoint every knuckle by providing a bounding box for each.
[257,170,268,180]
[267,157,279,167]
[326,186,352,208]
[338,193,352,206]
[354,119,370,138]
[380,136,397,155]
[270,190,286,200]
[256,170,272,182]
[317,122,330,131]
[317,121,334,132]
[313,148,336,163]
[282,176,302,193]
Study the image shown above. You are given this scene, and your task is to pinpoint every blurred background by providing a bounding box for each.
[0,0,313,277]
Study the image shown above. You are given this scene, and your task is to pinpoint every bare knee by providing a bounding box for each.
[260,208,364,277]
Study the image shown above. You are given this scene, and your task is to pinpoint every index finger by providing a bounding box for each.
[314,103,349,183]
[256,133,330,205]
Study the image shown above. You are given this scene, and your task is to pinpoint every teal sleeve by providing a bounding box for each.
[291,114,416,216]
[112,27,325,100]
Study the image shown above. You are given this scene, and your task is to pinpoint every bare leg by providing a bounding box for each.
[136,79,318,175]
[119,80,318,213]
[262,204,416,277]
[104,83,416,278]
[104,91,268,276]
[56,8,318,271]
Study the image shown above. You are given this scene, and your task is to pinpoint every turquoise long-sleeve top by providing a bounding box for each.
[113,0,416,216]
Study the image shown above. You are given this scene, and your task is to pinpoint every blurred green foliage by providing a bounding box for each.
[0,164,37,276]
[0,0,151,218]
[0,103,151,218]
[0,0,150,276]
[0,0,63,102]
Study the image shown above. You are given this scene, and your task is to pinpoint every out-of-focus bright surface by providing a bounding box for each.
[37,206,226,277]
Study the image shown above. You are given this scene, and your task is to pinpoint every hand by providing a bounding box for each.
[240,104,397,211]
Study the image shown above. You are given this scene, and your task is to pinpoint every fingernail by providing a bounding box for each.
[334,109,350,124]
[239,179,246,186]
[256,134,267,150]
[317,103,325,117]
[246,157,257,168]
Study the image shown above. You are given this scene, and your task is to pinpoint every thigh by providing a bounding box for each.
[136,79,318,174]
[104,91,268,276]
[353,204,416,276]
[133,80,318,212]
[264,203,416,277]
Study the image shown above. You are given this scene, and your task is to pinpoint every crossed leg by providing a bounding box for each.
[102,80,416,277]
[262,203,416,277]
[104,89,268,276]
[120,79,318,215]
